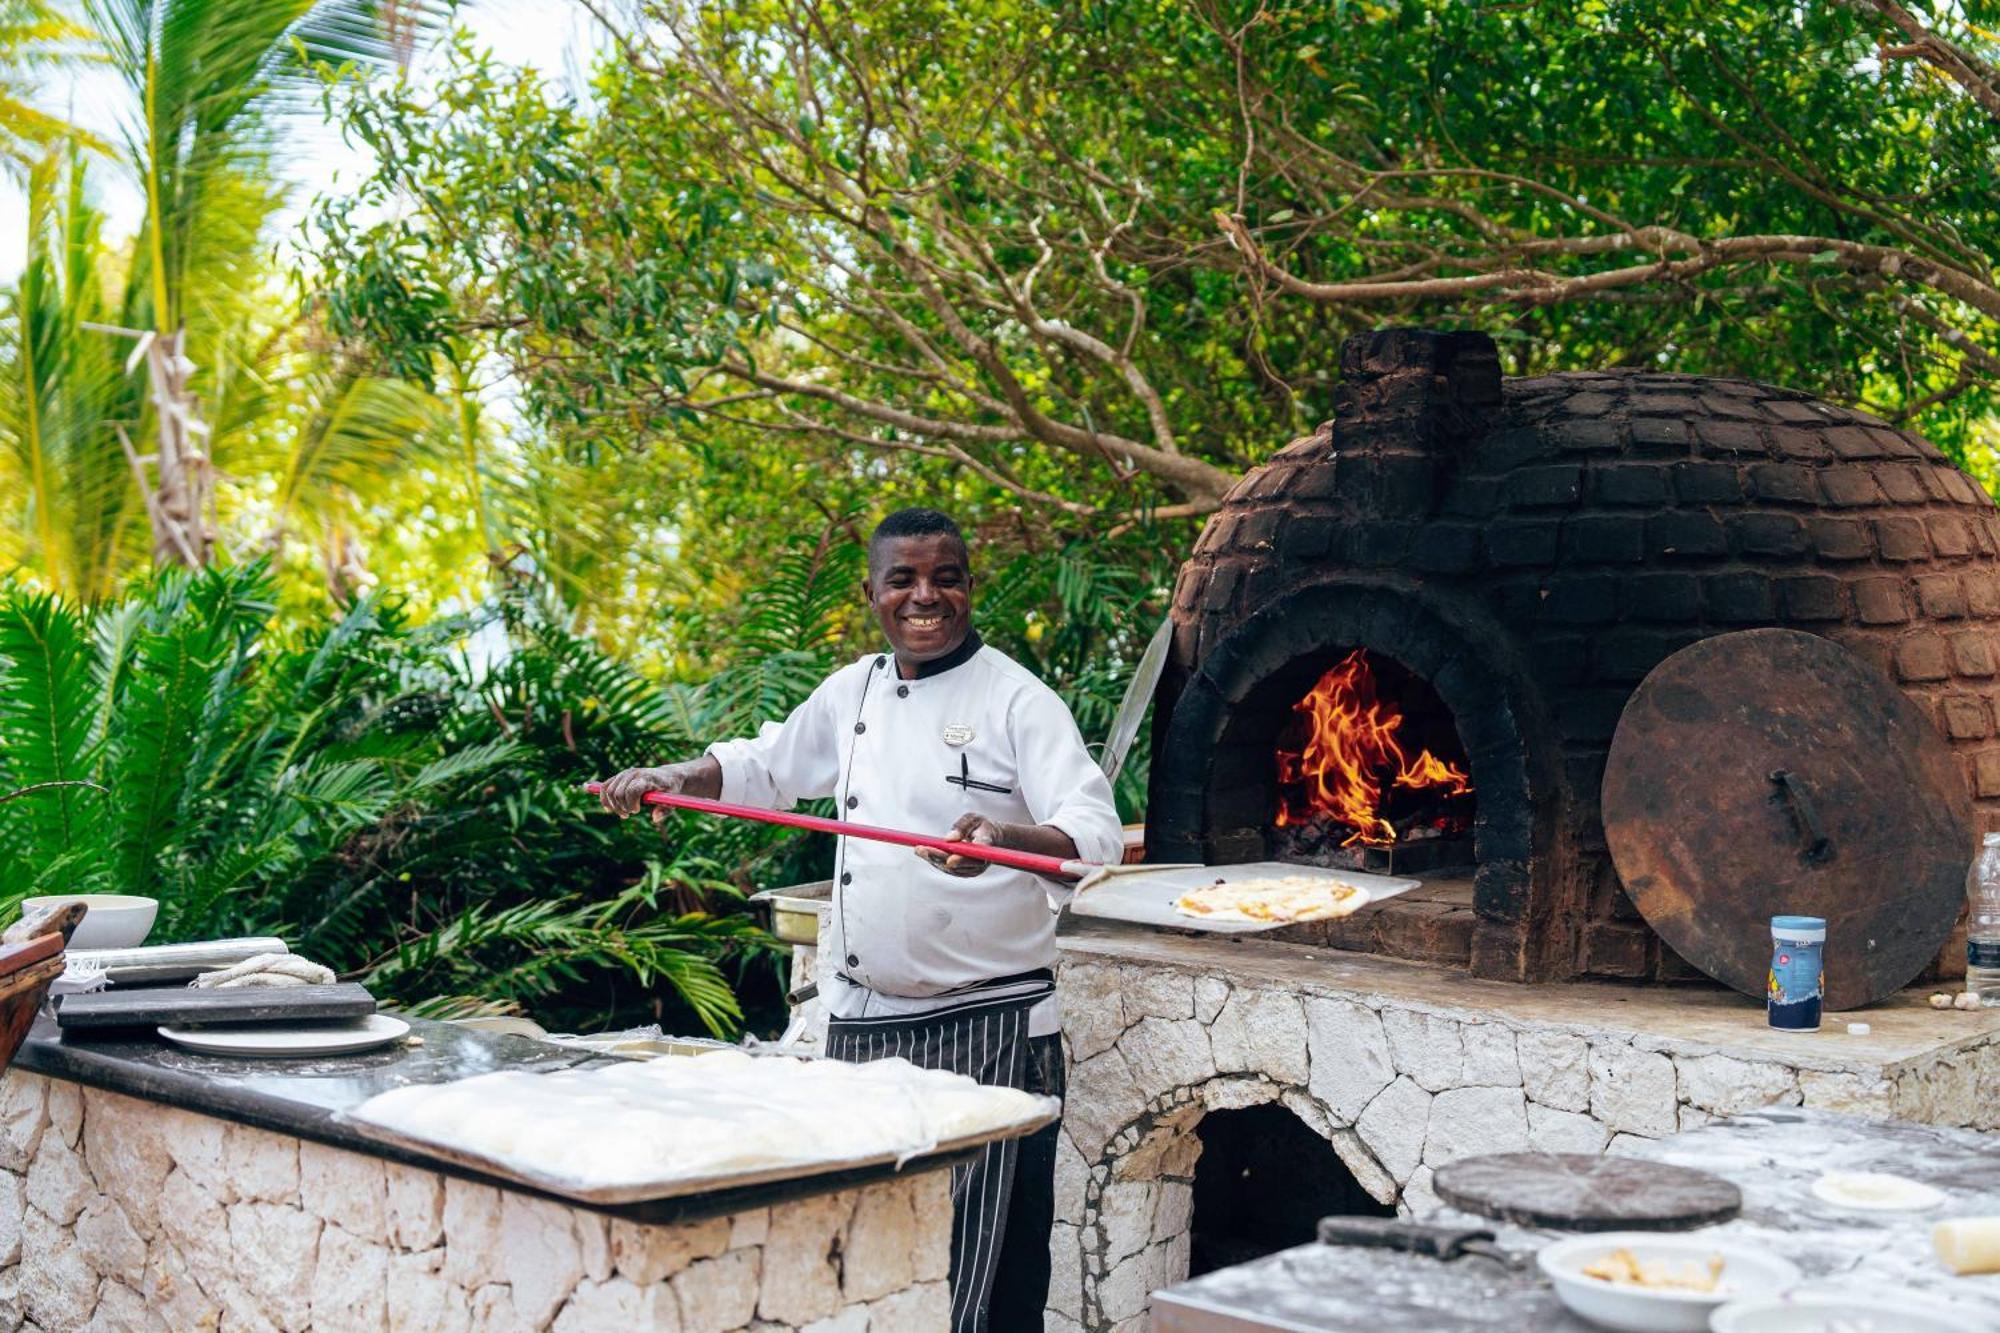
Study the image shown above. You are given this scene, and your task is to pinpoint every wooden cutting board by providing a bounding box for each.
[55,983,377,1031]
[1433,1153,1741,1231]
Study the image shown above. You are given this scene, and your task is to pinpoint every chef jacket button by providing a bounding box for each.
[896,684,910,698]
[854,721,866,734]
[840,872,852,885]
[846,795,859,809]
[846,954,859,967]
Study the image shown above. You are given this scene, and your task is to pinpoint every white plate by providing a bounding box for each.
[1808,1171,1946,1211]
[157,1013,409,1058]
[1067,861,1421,934]
[1537,1232,1800,1333]
[1711,1289,1991,1333]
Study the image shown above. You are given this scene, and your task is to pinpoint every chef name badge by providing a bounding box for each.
[942,723,976,747]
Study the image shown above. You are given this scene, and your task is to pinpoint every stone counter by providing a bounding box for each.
[0,1019,978,1331]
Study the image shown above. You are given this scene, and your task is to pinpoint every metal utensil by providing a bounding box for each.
[1315,1216,1527,1269]
[1099,616,1172,783]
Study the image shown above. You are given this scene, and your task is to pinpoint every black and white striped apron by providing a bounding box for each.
[825,975,1061,1333]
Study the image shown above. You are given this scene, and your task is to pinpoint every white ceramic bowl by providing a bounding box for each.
[1710,1289,1989,1333]
[20,894,158,950]
[1538,1232,1800,1333]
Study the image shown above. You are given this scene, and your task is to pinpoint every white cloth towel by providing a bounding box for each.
[191,953,335,989]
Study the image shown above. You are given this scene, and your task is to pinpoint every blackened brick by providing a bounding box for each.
[1810,518,1874,561]
[1561,516,1644,564]
[1705,573,1776,622]
[1531,637,1592,688]
[1942,696,1991,740]
[1852,577,1912,624]
[1951,634,1996,677]
[1411,523,1482,574]
[1626,573,1702,621]
[1747,463,1818,506]
[1874,516,1931,562]
[1944,470,1987,505]
[1874,465,1929,505]
[1770,425,1833,461]
[1778,576,1844,622]
[1629,416,1691,455]
[1648,512,1728,558]
[1544,577,1620,624]
[1977,753,2000,799]
[1916,575,1968,619]
[1287,462,1346,500]
[1730,513,1809,559]
[1286,514,1340,560]
[1699,393,1763,421]
[1508,465,1584,509]
[1824,425,1884,459]
[1594,465,1672,506]
[1917,467,1955,502]
[1555,419,1622,452]
[1440,476,1502,518]
[1694,420,1764,455]
[1595,629,1700,683]
[1486,520,1561,567]
[1349,522,1414,566]
[1480,427,1557,471]
[1821,470,1883,506]
[1248,465,1294,499]
[1584,921,1651,978]
[1560,391,1618,416]
[1673,463,1743,504]
[1558,689,1631,742]
[1895,634,1950,682]
[1931,516,1973,558]
[1234,507,1283,551]
[1767,399,1828,423]
[1202,563,1243,612]
[1968,578,2000,619]
[1377,456,1440,512]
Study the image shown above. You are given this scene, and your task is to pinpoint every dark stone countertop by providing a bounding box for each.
[1151,1108,2000,1331]
[13,1014,976,1225]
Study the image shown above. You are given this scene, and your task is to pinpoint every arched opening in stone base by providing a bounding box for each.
[1189,1103,1395,1276]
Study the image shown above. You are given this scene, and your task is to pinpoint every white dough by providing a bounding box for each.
[1933,1217,2000,1275]
[1811,1172,1946,1211]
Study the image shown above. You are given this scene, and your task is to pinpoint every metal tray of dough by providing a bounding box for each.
[1066,862,1422,934]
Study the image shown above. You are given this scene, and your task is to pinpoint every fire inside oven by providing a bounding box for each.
[1271,648,1475,874]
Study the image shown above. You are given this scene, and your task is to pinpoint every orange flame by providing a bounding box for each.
[1274,650,1473,847]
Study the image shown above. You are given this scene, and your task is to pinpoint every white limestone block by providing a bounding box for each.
[162,1114,234,1205]
[440,1179,507,1290]
[671,1248,760,1333]
[866,1280,951,1332]
[79,1279,155,1333]
[755,1192,849,1326]
[465,1284,529,1333]
[911,1176,952,1283]
[1151,1181,1193,1244]
[1304,998,1394,1124]
[842,1181,920,1302]
[1674,1054,1799,1116]
[1096,1180,1156,1267]
[1460,1024,1522,1088]
[1046,1221,1083,1322]
[1043,1314,1085,1333]
[1063,1049,1148,1162]
[1355,1076,1431,1183]
[496,1193,583,1329]
[1123,968,1195,1021]
[0,1266,18,1333]
[1195,977,1229,1025]
[551,1278,677,1333]
[1605,1133,1655,1155]
[1209,990,1308,1086]
[609,1215,728,1287]
[0,1074,48,1175]
[1518,1029,1590,1113]
[1121,1018,1215,1096]
[1678,1106,1712,1132]
[19,1204,93,1333]
[140,1241,221,1333]
[312,1223,387,1333]
[43,1086,79,1152]
[1094,1248,1151,1325]
[1796,1067,1894,1118]
[77,1094,170,1241]
[1381,1010,1463,1093]
[386,1250,471,1333]
[25,1135,92,1229]
[1399,1165,1440,1219]
[1891,1055,1979,1126]
[1063,966,1130,1062]
[1526,1104,1610,1156]
[1053,1130,1088,1221]
[158,1169,231,1280]
[381,1164,443,1252]
[222,1124,299,1204]
[0,1170,21,1268]
[1423,1086,1529,1167]
[1201,1077,1273,1113]
[298,1142,387,1245]
[801,1310,867,1333]
[1587,1043,1677,1138]
[726,1206,768,1251]
[226,1201,320,1331]
[73,1202,146,1285]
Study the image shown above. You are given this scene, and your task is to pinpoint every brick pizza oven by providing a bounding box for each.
[1147,327,2000,985]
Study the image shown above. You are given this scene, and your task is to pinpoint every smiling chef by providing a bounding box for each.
[600,507,1124,1332]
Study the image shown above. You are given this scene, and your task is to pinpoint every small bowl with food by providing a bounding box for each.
[1537,1232,1799,1333]
[1711,1288,1988,1333]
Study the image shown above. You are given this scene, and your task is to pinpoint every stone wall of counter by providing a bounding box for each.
[1046,954,2000,1333]
[0,1072,951,1333]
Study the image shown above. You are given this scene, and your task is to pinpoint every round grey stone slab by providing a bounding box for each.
[1433,1152,1742,1231]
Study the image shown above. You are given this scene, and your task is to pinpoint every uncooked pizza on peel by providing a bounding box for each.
[1171,874,1368,924]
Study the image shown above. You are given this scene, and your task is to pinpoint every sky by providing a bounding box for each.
[0,0,608,285]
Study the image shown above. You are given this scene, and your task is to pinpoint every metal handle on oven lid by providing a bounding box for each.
[1314,1216,1523,1268]
[1768,769,1834,865]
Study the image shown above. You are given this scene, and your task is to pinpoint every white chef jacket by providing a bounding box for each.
[706,633,1124,1037]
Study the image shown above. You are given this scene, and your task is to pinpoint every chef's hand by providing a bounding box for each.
[918,813,1003,877]
[598,757,722,828]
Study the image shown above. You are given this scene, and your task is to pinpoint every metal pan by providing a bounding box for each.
[1066,862,1422,934]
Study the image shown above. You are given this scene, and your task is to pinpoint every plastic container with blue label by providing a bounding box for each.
[1768,915,1826,1031]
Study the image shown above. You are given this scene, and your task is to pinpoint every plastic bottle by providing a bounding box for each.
[1969,832,2000,1007]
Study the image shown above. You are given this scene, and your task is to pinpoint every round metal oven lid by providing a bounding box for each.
[1601,628,1974,1011]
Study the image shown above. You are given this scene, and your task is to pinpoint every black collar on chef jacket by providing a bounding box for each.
[879,628,983,680]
